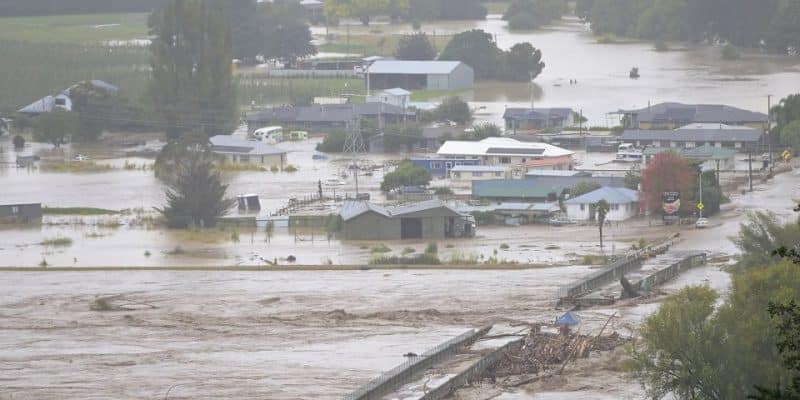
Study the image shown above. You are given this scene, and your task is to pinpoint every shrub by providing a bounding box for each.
[370,253,441,265]
[284,164,298,172]
[721,43,740,60]
[402,247,416,255]
[433,187,454,195]
[41,237,73,247]
[425,242,438,255]
[371,243,391,253]
[270,165,279,173]
[13,134,25,149]
[500,243,510,250]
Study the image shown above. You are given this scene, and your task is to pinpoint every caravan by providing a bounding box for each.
[252,126,284,144]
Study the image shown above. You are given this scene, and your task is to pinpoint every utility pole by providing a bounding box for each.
[343,114,366,197]
[748,149,753,191]
[767,94,773,173]
[698,169,703,219]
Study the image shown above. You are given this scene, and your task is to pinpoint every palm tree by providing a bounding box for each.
[596,199,610,249]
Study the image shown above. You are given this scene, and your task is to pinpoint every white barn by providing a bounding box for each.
[367,60,474,91]
[565,187,639,221]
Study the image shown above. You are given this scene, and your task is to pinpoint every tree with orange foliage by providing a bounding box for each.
[640,151,695,215]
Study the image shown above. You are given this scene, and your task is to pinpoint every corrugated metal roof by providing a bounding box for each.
[438,137,573,158]
[622,124,762,143]
[503,107,574,120]
[368,60,464,75]
[525,169,590,177]
[382,88,411,96]
[565,186,639,205]
[209,135,287,156]
[390,200,461,216]
[340,201,391,221]
[618,102,767,123]
[472,180,564,199]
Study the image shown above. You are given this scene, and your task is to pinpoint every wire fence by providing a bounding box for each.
[343,326,492,400]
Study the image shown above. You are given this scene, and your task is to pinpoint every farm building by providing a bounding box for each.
[18,80,118,115]
[0,203,42,224]
[615,102,767,130]
[473,175,625,203]
[565,187,639,221]
[339,200,475,240]
[245,103,414,135]
[209,135,287,168]
[366,60,474,90]
[450,165,511,182]
[366,88,411,109]
[437,137,574,169]
[503,107,577,133]
[621,123,762,152]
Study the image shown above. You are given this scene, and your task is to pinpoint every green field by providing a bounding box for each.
[0,13,149,43]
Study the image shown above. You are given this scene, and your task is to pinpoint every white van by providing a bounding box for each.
[252,126,284,144]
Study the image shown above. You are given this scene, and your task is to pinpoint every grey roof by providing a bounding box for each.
[457,202,560,213]
[622,123,762,143]
[618,102,767,124]
[503,107,574,121]
[451,165,508,172]
[340,200,461,221]
[383,88,411,96]
[565,186,639,205]
[525,169,591,177]
[209,135,287,156]
[368,60,465,75]
[527,175,625,188]
[18,80,118,114]
[246,102,413,124]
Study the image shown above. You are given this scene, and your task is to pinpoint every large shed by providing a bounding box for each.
[340,200,474,240]
[366,60,474,91]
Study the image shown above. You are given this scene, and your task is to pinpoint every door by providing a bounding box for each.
[401,218,423,239]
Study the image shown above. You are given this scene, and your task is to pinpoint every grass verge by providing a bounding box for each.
[43,207,119,215]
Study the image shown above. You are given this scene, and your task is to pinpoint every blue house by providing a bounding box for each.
[410,157,481,178]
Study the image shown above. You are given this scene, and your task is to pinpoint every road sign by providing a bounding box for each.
[783,150,791,161]
[697,202,705,210]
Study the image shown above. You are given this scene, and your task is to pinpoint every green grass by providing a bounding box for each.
[43,207,119,215]
[41,236,74,247]
[483,1,510,14]
[40,161,113,173]
[0,13,149,44]
[237,74,365,106]
[410,89,466,102]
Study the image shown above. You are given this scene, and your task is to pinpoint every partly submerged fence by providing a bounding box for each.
[633,252,707,292]
[343,325,492,400]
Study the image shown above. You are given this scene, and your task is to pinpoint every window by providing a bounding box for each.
[472,171,483,177]
[453,172,461,178]
[11,206,19,215]
[580,204,585,211]
[494,172,502,177]
[240,155,250,163]
[613,204,619,210]
[445,162,453,169]
[499,157,511,164]
[431,162,442,169]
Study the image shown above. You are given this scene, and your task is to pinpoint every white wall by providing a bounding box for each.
[566,202,639,221]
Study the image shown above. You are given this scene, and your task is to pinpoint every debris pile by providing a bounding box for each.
[485,330,628,379]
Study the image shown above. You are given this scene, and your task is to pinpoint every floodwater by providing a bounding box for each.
[320,15,800,126]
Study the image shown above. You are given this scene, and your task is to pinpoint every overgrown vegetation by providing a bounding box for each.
[41,236,74,247]
[503,0,566,30]
[42,207,119,215]
[380,160,432,192]
[439,29,545,81]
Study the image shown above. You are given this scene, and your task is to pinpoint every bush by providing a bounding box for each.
[402,247,416,255]
[41,236,73,247]
[381,160,431,192]
[500,243,510,250]
[721,43,740,60]
[12,134,25,149]
[433,187,454,195]
[371,243,391,253]
[425,242,438,255]
[284,164,298,172]
[370,253,441,265]
[270,165,279,173]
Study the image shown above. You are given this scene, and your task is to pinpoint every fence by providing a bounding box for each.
[419,338,525,400]
[343,325,492,400]
[557,239,676,301]
[634,252,707,291]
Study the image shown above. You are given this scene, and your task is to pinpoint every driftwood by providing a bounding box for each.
[620,276,640,298]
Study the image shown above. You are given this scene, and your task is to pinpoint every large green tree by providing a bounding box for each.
[33,109,78,148]
[380,160,431,192]
[504,0,567,30]
[439,29,500,79]
[148,0,237,139]
[158,155,234,228]
[395,32,437,60]
[499,42,545,81]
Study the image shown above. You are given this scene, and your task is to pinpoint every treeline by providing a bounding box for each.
[503,0,567,30]
[407,0,487,21]
[581,0,800,53]
[0,0,169,17]
[325,0,487,24]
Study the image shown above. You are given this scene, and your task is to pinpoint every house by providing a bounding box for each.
[525,169,591,178]
[339,200,475,240]
[503,107,577,133]
[472,180,564,203]
[0,203,43,224]
[621,123,762,152]
[437,137,574,169]
[565,187,639,221]
[366,60,474,90]
[616,102,767,130]
[457,202,561,224]
[209,135,287,167]
[18,80,118,115]
[451,165,511,182]
[366,88,411,109]
[245,103,415,135]
[410,157,481,177]
[643,144,737,171]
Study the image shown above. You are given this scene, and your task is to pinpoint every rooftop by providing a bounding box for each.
[643,144,737,160]
[622,123,762,143]
[503,107,574,120]
[472,180,565,199]
[438,137,573,158]
[382,88,411,96]
[525,169,591,177]
[618,102,767,123]
[367,60,466,75]
[246,102,414,123]
[340,200,463,221]
[565,186,639,205]
[209,135,287,156]
[451,165,509,172]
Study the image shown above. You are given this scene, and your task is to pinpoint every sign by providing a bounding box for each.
[662,192,681,215]
[783,150,792,161]
[697,202,704,210]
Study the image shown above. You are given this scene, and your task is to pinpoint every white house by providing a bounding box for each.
[437,137,574,169]
[565,186,639,221]
[450,165,511,182]
[366,88,411,109]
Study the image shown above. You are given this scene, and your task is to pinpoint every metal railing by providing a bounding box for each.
[343,326,492,400]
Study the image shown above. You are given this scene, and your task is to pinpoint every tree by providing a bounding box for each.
[324,0,408,25]
[148,0,237,139]
[380,160,431,192]
[640,151,695,215]
[504,0,567,30]
[13,135,25,149]
[407,0,487,21]
[765,0,800,54]
[466,122,502,140]
[158,156,234,228]
[395,32,436,60]
[773,94,800,133]
[498,42,545,81]
[439,29,500,79]
[571,181,601,197]
[624,168,641,190]
[732,211,800,270]
[33,109,78,148]
[433,97,472,125]
[782,121,800,154]
[267,23,318,66]
[750,300,800,399]
[595,199,609,249]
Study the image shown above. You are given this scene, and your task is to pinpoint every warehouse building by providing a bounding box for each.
[366,60,474,90]
[340,200,475,240]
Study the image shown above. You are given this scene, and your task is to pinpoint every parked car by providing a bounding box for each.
[695,218,709,229]
[73,154,89,161]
